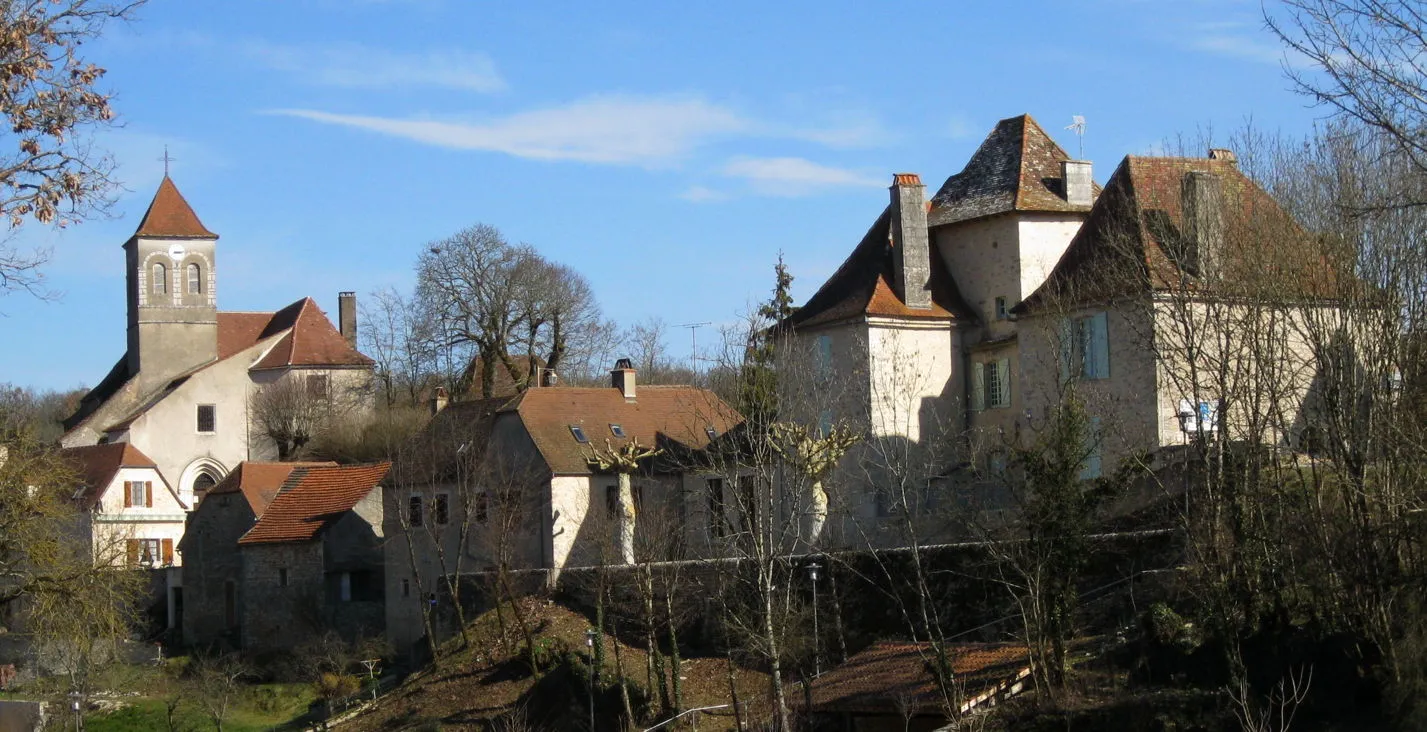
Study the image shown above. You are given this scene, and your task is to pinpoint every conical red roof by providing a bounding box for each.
[133,176,217,239]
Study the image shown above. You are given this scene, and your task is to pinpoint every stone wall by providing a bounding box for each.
[179,492,256,649]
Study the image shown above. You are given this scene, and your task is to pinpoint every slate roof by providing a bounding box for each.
[927,114,1098,227]
[502,385,743,475]
[806,641,1030,717]
[1017,155,1325,314]
[59,442,163,510]
[782,206,976,330]
[132,176,218,239]
[205,460,335,515]
[238,462,391,545]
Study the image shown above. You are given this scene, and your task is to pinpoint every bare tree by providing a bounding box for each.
[249,373,362,461]
[625,317,669,379]
[361,286,440,408]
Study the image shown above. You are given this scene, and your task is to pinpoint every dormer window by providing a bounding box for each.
[705,426,718,441]
[152,263,166,294]
[187,263,202,294]
[610,424,625,438]
[570,425,588,444]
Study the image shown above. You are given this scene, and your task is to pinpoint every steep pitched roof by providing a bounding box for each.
[783,207,975,330]
[462,354,548,398]
[928,114,1097,227]
[60,442,161,510]
[238,462,391,545]
[132,176,218,239]
[505,385,743,475]
[206,461,335,515]
[806,641,1030,716]
[1017,155,1324,313]
[250,298,375,370]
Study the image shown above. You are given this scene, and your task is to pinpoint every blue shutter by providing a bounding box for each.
[1079,416,1103,480]
[996,358,1011,407]
[971,361,985,412]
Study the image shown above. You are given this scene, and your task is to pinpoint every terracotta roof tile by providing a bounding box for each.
[60,442,159,510]
[928,114,1098,227]
[1018,154,1329,313]
[461,354,548,398]
[133,176,217,239]
[250,298,375,370]
[784,207,975,330]
[238,462,390,545]
[506,386,742,475]
[807,641,1030,716]
[206,461,335,515]
[217,312,277,360]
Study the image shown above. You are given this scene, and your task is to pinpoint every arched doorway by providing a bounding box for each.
[179,458,227,507]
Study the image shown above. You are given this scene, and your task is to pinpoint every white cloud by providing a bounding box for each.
[791,112,890,148]
[271,95,750,165]
[240,41,506,92]
[679,185,728,203]
[722,156,881,196]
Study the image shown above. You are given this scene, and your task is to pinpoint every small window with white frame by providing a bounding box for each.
[995,296,1008,320]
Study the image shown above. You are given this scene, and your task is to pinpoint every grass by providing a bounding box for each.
[83,683,316,732]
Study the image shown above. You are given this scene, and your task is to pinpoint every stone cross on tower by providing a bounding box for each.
[158,146,176,176]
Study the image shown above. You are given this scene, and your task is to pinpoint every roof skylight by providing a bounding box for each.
[610,424,626,438]
[570,425,589,444]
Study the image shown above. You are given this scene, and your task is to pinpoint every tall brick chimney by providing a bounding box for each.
[338,291,357,348]
[1182,171,1224,278]
[611,358,636,399]
[890,173,932,310]
[1061,160,1094,207]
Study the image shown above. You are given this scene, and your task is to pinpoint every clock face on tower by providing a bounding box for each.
[167,244,185,261]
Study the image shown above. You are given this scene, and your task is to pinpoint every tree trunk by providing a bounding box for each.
[762,566,791,732]
[666,588,684,714]
[618,473,637,564]
[804,480,828,548]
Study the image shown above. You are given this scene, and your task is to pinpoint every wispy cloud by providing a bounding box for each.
[722,156,880,196]
[1185,20,1295,66]
[679,185,728,203]
[240,41,506,92]
[790,111,891,148]
[271,95,750,165]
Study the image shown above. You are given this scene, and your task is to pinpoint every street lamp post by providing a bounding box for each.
[806,561,822,677]
[68,690,82,732]
[586,628,597,731]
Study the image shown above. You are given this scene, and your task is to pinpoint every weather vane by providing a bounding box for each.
[158,145,176,176]
[1065,115,1086,159]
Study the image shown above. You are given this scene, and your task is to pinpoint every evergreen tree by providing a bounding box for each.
[738,254,796,431]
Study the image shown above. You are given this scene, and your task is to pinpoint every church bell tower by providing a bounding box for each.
[124,176,220,394]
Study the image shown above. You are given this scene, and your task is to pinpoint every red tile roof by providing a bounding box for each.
[238,462,391,545]
[250,298,375,370]
[60,442,161,510]
[503,385,743,475]
[928,114,1098,227]
[461,354,548,398]
[133,176,218,239]
[1017,154,1329,313]
[206,461,335,515]
[806,641,1030,716]
[783,207,976,330]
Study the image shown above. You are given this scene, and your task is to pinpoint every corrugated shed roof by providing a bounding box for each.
[1017,155,1326,313]
[206,461,335,515]
[60,442,159,510]
[132,176,218,239]
[807,641,1030,716]
[507,386,743,475]
[783,207,975,330]
[928,114,1097,228]
[238,462,391,545]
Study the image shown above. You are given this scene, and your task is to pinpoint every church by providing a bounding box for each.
[60,176,375,510]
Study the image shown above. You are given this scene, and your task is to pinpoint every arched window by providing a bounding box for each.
[193,471,217,502]
[152,263,166,294]
[187,263,202,294]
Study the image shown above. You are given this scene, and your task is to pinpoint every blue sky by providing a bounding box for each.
[2,0,1322,390]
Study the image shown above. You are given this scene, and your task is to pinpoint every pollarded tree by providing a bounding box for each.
[585,438,661,565]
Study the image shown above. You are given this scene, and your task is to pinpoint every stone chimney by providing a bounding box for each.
[611,358,636,399]
[1061,160,1094,207]
[338,291,357,348]
[1182,171,1225,278]
[890,173,932,310]
[430,386,448,416]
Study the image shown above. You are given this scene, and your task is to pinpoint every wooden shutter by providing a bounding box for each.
[1090,312,1110,379]
[996,358,1011,407]
[126,539,139,566]
[123,483,132,508]
[162,539,174,565]
[145,481,153,508]
[970,362,985,412]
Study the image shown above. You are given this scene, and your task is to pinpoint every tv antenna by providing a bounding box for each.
[677,322,711,374]
[1065,115,1086,159]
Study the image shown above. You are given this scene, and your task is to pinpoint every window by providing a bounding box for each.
[818,410,834,438]
[705,426,718,441]
[816,335,833,378]
[610,424,625,438]
[605,484,643,519]
[706,478,728,539]
[971,360,1011,411]
[736,475,757,533]
[875,486,895,518]
[127,538,161,566]
[408,495,424,527]
[196,404,216,433]
[433,493,449,525]
[193,472,217,500]
[187,263,202,294]
[152,263,167,295]
[995,296,1008,320]
[278,568,288,588]
[1079,416,1103,480]
[475,491,489,523]
[569,425,588,443]
[305,374,329,399]
[401,579,410,598]
[1059,312,1110,382]
[125,480,152,508]
[340,572,352,602]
